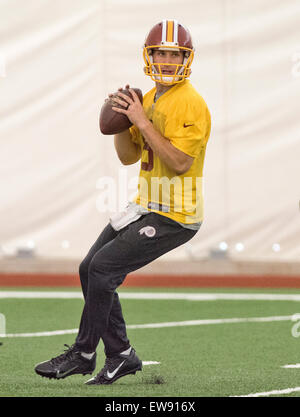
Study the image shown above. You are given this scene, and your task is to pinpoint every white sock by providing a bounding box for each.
[121,347,132,356]
[81,351,95,360]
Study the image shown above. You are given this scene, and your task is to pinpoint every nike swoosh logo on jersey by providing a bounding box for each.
[106,360,125,379]
[183,123,194,128]
[56,366,78,378]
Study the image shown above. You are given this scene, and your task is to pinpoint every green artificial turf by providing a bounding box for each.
[1,287,300,397]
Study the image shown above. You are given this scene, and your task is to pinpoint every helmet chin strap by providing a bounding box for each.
[151,68,180,85]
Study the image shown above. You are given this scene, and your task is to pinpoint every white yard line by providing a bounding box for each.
[127,315,293,329]
[1,291,300,301]
[142,361,160,365]
[0,315,294,338]
[0,329,79,337]
[281,364,300,368]
[231,386,300,397]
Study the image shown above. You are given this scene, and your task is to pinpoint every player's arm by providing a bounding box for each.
[138,123,194,175]
[114,130,141,165]
[112,89,193,175]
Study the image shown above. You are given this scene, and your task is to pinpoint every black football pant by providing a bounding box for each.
[75,212,198,356]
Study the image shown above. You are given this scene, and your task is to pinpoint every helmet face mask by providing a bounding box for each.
[143,20,194,86]
[143,45,194,85]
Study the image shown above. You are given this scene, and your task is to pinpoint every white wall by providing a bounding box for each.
[0,0,299,261]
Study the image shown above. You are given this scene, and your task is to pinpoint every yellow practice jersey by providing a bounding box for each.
[130,80,211,224]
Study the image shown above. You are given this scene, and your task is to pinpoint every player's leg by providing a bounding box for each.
[101,292,131,357]
[77,224,131,356]
[82,213,197,384]
[100,215,198,358]
[34,223,130,380]
[78,223,118,299]
[35,213,196,382]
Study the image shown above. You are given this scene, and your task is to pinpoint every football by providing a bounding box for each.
[99,88,143,135]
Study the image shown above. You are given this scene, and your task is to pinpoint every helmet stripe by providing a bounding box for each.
[173,20,178,44]
[161,20,167,43]
[167,20,174,42]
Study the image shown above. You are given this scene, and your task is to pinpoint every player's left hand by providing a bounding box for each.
[112,88,148,130]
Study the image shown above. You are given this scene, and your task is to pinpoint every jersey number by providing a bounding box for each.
[141,141,154,172]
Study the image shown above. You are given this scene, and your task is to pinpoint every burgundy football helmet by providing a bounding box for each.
[143,20,194,85]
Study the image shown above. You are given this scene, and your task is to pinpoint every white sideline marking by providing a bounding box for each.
[281,364,300,368]
[0,291,300,301]
[123,293,300,302]
[0,291,83,299]
[0,315,293,338]
[232,386,300,397]
[2,291,300,301]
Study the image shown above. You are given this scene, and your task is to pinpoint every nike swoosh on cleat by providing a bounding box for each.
[106,360,125,379]
[56,366,78,379]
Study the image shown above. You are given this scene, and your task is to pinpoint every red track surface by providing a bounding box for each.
[1,273,300,288]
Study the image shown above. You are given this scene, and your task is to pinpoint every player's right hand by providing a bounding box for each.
[106,85,130,104]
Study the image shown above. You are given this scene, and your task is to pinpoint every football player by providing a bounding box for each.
[35,19,211,385]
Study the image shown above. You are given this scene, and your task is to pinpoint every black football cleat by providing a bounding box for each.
[34,344,96,380]
[85,347,142,385]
